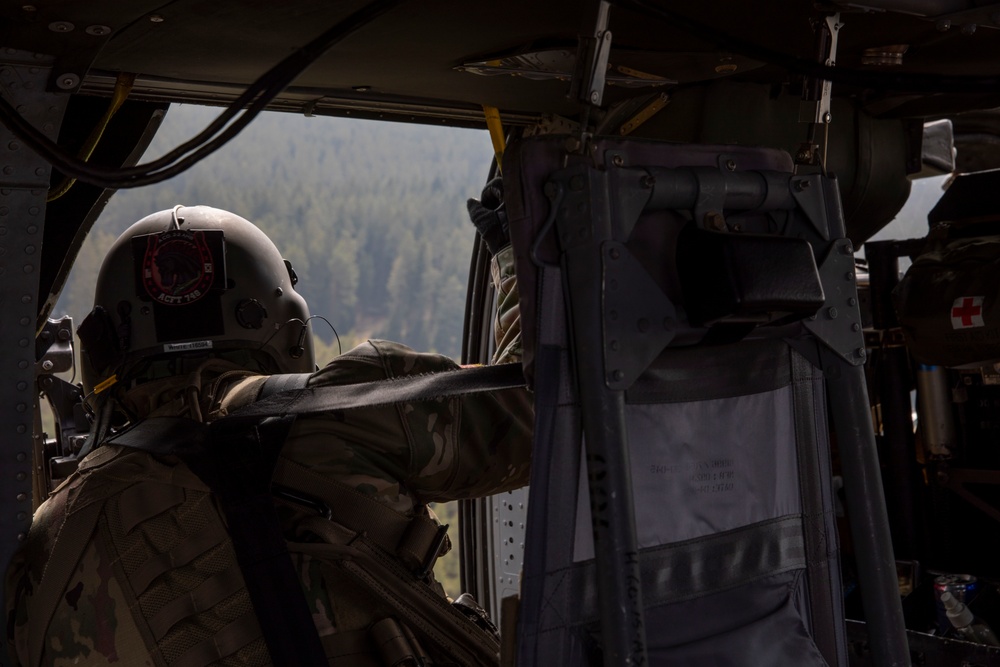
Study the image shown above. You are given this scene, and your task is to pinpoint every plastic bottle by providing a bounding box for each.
[941,591,1000,646]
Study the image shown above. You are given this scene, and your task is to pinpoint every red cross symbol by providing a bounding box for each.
[951,296,985,330]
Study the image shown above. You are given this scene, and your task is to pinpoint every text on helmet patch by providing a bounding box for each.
[140,230,216,306]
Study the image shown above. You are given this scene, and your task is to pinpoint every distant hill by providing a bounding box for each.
[56,104,496,362]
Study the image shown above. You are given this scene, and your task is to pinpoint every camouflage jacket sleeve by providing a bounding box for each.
[277,245,532,513]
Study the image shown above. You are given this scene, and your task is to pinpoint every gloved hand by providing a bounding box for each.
[466,177,509,255]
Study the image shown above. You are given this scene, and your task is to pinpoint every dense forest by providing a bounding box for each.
[55,105,496,363]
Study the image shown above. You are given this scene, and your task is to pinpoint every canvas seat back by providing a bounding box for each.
[501,135,875,666]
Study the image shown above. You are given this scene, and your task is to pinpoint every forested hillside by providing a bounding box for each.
[56,105,496,362]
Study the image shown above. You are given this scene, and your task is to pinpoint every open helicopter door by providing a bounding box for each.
[500,134,910,666]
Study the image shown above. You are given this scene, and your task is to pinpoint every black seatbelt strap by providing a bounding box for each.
[107,415,329,666]
[236,361,526,419]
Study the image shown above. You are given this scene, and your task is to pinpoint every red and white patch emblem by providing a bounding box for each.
[141,230,215,306]
[951,296,985,330]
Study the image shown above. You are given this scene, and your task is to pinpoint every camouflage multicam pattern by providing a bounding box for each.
[6,249,529,666]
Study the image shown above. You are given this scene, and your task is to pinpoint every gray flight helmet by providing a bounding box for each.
[79,205,314,394]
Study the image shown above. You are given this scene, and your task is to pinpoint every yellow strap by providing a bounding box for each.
[47,72,137,202]
[94,374,118,395]
[483,105,506,173]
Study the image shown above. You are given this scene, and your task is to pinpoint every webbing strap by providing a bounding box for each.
[107,415,329,667]
[534,515,806,633]
[791,347,842,665]
[259,372,310,399]
[118,482,186,534]
[233,361,525,419]
[147,564,246,639]
[128,519,226,594]
[170,611,262,667]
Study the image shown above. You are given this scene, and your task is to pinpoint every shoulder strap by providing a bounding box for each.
[259,372,311,399]
[237,361,525,420]
[106,415,329,667]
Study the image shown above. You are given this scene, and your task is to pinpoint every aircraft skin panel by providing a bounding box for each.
[0,54,70,619]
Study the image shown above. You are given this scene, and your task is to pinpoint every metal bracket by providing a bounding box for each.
[602,241,677,390]
[800,13,842,125]
[582,1,612,107]
[804,238,867,365]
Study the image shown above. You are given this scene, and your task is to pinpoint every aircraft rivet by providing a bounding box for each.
[16,493,27,502]
[56,73,79,90]
[613,370,624,381]
[17,533,26,542]
[149,14,165,23]
[16,424,26,434]
[16,381,26,390]
[852,323,861,332]
[841,243,854,255]
[275,287,283,297]
[856,347,867,358]
[2,166,12,175]
[57,328,71,341]
[34,167,45,176]
[16,512,27,521]
[18,317,29,326]
[15,403,26,413]
[17,338,28,348]
[86,25,111,36]
[612,155,624,167]
[845,272,854,281]
[48,21,74,33]
[27,225,37,233]
[18,360,28,369]
[827,307,838,319]
[15,452,26,462]
[23,264,33,273]
[7,141,18,151]
[28,207,38,215]
[848,297,857,306]
[16,472,25,481]
[725,159,736,171]
[609,248,620,260]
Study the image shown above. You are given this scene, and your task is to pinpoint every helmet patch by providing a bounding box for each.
[140,230,216,306]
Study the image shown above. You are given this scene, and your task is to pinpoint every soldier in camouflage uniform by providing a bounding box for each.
[6,193,528,667]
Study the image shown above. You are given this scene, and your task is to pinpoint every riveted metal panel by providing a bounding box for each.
[0,50,68,657]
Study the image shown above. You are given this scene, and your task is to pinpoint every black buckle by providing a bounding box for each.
[415,523,450,580]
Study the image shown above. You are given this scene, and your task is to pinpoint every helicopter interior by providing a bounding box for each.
[5,1,1000,665]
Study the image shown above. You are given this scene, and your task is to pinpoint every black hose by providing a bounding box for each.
[0,0,405,189]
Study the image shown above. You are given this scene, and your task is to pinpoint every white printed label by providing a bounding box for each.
[163,340,214,352]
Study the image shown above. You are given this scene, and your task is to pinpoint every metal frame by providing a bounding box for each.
[0,50,68,667]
